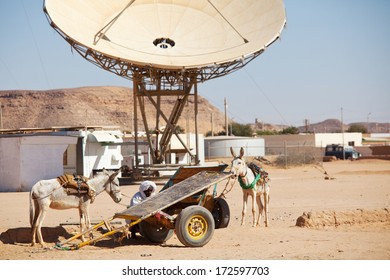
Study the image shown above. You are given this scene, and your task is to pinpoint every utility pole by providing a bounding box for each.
[341,107,345,160]
[224,97,228,136]
[0,102,3,130]
[304,118,309,133]
[366,112,371,134]
[211,112,214,136]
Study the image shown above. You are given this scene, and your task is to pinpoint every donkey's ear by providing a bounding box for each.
[239,147,244,158]
[109,170,119,181]
[230,147,236,158]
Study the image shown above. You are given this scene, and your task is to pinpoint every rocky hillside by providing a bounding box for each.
[0,86,227,134]
[298,119,390,134]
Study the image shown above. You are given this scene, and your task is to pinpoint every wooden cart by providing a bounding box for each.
[55,168,231,249]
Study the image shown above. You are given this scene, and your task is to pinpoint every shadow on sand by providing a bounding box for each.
[0,226,73,245]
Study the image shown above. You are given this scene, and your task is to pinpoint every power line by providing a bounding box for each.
[243,67,290,126]
[0,57,21,88]
[20,0,51,89]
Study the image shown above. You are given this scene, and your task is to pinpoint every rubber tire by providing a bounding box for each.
[212,197,230,229]
[139,221,174,244]
[175,206,215,247]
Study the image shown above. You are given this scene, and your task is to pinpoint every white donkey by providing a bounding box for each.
[29,168,123,247]
[230,147,270,227]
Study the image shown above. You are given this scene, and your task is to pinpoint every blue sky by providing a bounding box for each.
[1,0,389,126]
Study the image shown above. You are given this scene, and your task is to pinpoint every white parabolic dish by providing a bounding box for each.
[44,0,286,72]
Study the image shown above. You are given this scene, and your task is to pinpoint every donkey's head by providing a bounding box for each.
[230,147,247,178]
[102,167,125,203]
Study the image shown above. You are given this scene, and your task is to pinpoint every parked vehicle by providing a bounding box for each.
[325,144,361,160]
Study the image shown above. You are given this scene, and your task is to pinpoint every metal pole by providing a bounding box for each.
[366,112,371,134]
[194,80,199,164]
[211,112,214,136]
[0,102,3,130]
[284,140,287,169]
[224,97,228,136]
[133,76,139,169]
[341,107,345,160]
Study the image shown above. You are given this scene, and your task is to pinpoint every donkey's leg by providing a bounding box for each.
[35,205,49,247]
[256,193,264,227]
[31,223,37,246]
[264,191,270,227]
[84,205,93,239]
[79,208,87,242]
[241,191,248,226]
[31,219,38,246]
[250,191,257,227]
[31,199,40,246]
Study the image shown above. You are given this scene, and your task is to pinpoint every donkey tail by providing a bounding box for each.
[29,188,35,228]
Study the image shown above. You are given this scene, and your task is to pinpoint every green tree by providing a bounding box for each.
[280,126,299,134]
[231,122,253,136]
[347,124,367,133]
[256,129,278,135]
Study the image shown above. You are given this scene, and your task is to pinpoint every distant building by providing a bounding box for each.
[204,136,265,158]
[261,133,362,149]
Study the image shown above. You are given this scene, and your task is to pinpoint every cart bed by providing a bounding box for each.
[114,171,230,221]
[162,164,228,189]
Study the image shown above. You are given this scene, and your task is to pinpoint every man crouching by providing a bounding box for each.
[127,181,157,238]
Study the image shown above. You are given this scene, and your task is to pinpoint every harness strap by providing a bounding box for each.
[238,173,261,190]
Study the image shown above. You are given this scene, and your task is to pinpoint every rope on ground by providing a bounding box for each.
[313,164,335,180]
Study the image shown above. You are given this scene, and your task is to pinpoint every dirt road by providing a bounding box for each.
[1,159,389,260]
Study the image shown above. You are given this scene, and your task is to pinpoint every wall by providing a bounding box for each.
[314,133,362,147]
[0,138,21,191]
[261,133,362,153]
[64,143,77,174]
[0,135,77,192]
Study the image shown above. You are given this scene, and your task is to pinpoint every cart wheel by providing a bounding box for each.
[212,197,230,229]
[139,221,174,244]
[175,206,215,247]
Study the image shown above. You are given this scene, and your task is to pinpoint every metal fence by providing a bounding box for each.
[205,141,324,168]
[265,143,324,168]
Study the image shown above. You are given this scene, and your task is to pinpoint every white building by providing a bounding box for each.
[0,127,123,192]
[167,133,205,165]
[314,133,362,147]
[0,134,77,192]
[262,133,363,149]
[72,129,123,177]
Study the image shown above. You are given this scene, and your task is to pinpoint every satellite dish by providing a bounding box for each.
[44,0,286,83]
[44,0,286,166]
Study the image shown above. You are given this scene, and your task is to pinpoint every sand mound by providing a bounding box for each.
[296,208,390,228]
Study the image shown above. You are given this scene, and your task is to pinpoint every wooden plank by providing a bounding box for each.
[114,171,230,220]
[163,164,228,189]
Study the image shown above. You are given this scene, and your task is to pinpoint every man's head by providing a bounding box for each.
[139,180,157,199]
[143,186,154,197]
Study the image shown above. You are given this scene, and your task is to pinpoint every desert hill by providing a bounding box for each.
[297,118,390,134]
[1,87,388,134]
[0,86,226,135]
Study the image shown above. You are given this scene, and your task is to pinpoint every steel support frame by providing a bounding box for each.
[133,72,200,167]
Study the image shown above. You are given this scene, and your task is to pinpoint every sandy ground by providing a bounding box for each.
[0,159,389,260]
